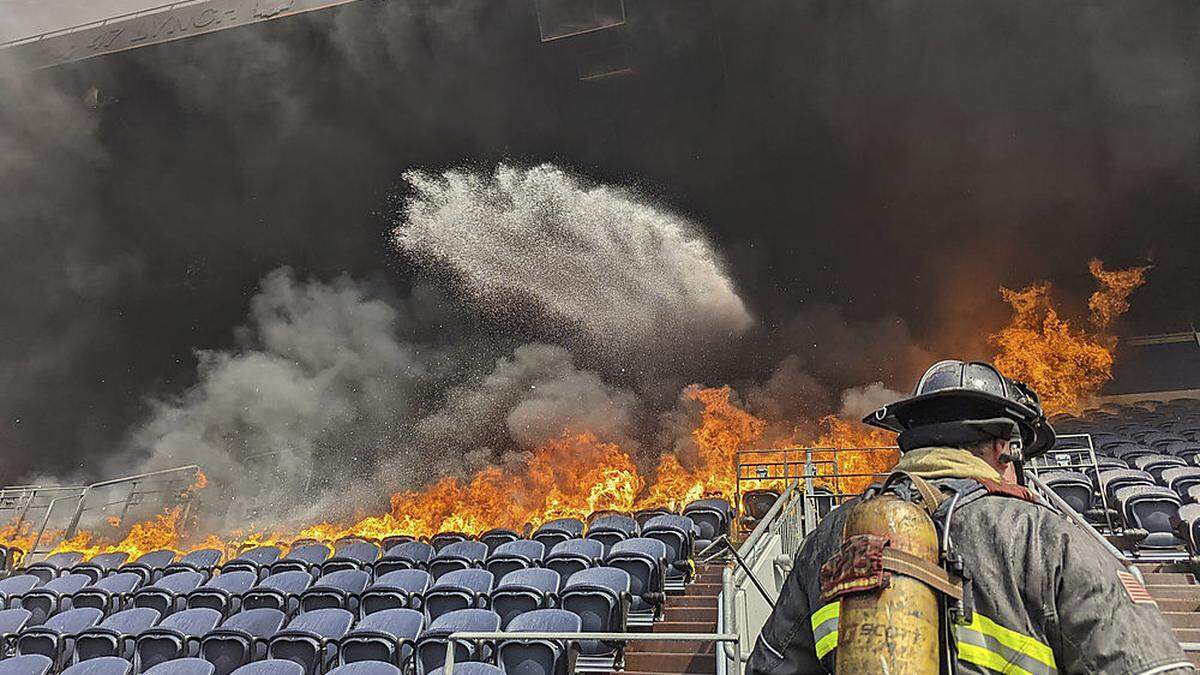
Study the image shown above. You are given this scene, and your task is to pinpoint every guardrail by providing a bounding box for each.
[443,631,740,675]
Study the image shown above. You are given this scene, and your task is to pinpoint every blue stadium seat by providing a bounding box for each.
[604,538,667,624]
[380,536,414,553]
[641,515,696,587]
[478,529,521,554]
[499,609,581,675]
[144,657,217,675]
[0,576,42,609]
[15,607,104,669]
[1114,485,1183,549]
[559,567,629,660]
[60,656,132,675]
[532,520,584,551]
[20,574,91,624]
[491,568,560,629]
[321,543,381,576]
[186,571,258,618]
[0,608,33,649]
[199,608,287,675]
[585,515,637,554]
[0,654,53,675]
[425,570,493,622]
[361,570,431,616]
[229,661,304,675]
[425,664,502,675]
[543,540,602,586]
[429,534,468,553]
[1099,469,1156,504]
[222,548,283,581]
[72,553,130,584]
[428,542,488,581]
[485,541,545,582]
[134,571,206,617]
[1161,467,1200,499]
[1038,471,1094,514]
[266,608,354,675]
[415,609,501,675]
[74,607,161,660]
[242,572,313,615]
[682,498,732,544]
[134,607,223,671]
[375,542,435,577]
[1133,454,1188,482]
[298,570,369,613]
[339,607,424,668]
[72,572,144,615]
[268,546,330,579]
[163,550,224,580]
[327,663,402,675]
[121,550,179,585]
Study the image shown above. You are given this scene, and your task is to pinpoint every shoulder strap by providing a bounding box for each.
[880,470,945,517]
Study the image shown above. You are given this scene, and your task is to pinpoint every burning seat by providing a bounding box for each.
[72,572,144,615]
[163,549,224,580]
[320,543,381,576]
[682,498,733,545]
[73,553,130,584]
[298,570,370,613]
[361,570,431,616]
[425,570,494,622]
[222,548,283,581]
[266,608,355,675]
[498,609,581,675]
[490,568,560,629]
[374,542,435,577]
[134,571,206,617]
[20,574,91,624]
[186,571,258,618]
[339,607,424,668]
[74,607,160,661]
[429,534,468,553]
[485,541,545,582]
[134,607,223,671]
[268,545,330,579]
[741,490,781,527]
[543,540,602,586]
[242,572,314,615]
[559,567,630,667]
[428,542,488,581]
[603,538,666,625]
[15,607,104,669]
[584,515,638,554]
[121,550,178,585]
[415,609,501,675]
[532,520,584,551]
[24,553,85,585]
[199,608,287,675]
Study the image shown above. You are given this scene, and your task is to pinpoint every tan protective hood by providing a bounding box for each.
[891,446,1003,483]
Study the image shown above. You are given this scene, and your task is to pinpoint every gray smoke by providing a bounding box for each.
[394,164,754,359]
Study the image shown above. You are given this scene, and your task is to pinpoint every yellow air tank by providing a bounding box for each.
[834,494,942,674]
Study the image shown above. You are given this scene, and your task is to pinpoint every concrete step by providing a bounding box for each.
[1155,598,1200,612]
[664,607,717,623]
[623,651,717,674]
[1145,585,1200,600]
[1172,628,1200,643]
[1143,572,1196,585]
[687,583,722,596]
[1189,653,1200,668]
[653,621,720,633]
[667,595,717,608]
[631,640,717,654]
[1163,612,1200,629]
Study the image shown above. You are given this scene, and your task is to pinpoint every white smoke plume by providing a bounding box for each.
[393,164,755,359]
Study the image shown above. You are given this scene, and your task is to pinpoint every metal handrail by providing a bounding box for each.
[0,0,208,48]
[1024,470,1137,577]
[64,465,201,538]
[444,631,740,675]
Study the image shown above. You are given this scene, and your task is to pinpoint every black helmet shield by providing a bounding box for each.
[864,360,1056,459]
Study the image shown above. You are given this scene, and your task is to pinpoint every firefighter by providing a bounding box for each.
[747,359,1194,675]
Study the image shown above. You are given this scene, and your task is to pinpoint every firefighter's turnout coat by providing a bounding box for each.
[746,447,1194,675]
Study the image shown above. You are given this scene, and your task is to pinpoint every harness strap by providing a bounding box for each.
[880,470,945,517]
[880,547,964,601]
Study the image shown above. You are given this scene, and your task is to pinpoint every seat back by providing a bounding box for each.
[0,654,53,675]
[339,608,424,666]
[416,609,500,675]
[60,656,132,675]
[74,607,161,660]
[300,570,370,612]
[201,608,287,675]
[135,571,206,616]
[22,574,91,624]
[544,540,601,586]
[243,572,313,614]
[144,658,217,675]
[478,529,520,554]
[267,608,354,675]
[187,571,258,617]
[560,568,628,655]
[73,572,144,613]
[375,542,435,576]
[361,570,432,616]
[485,541,544,581]
[499,609,581,675]
[322,543,381,575]
[426,570,494,622]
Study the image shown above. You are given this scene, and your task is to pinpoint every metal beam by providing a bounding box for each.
[0,0,369,70]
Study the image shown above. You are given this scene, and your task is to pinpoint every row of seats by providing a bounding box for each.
[0,655,437,675]
[0,603,580,675]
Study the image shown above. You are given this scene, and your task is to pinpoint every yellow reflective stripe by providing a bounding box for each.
[810,600,840,660]
[965,613,1056,669]
[814,628,838,660]
[957,642,1037,675]
[811,600,839,629]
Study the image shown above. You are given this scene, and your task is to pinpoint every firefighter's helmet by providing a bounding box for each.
[864,360,1056,459]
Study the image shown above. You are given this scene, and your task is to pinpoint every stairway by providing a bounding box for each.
[1136,562,1200,667]
[622,563,724,675]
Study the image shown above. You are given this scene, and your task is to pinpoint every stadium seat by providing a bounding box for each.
[380,536,414,553]
[532,520,584,551]
[0,654,52,675]
[339,607,424,667]
[491,569,560,629]
[485,541,545,582]
[585,516,638,554]
[266,608,355,675]
[72,572,144,615]
[429,534,468,553]
[199,608,287,675]
[498,609,581,675]
[544,540,602,586]
[229,661,304,675]
[327,663,402,675]
[134,571,206,617]
[60,656,131,675]
[1114,485,1183,549]
[121,551,178,585]
[741,490,780,525]
[242,572,314,615]
[425,570,494,622]
[1099,469,1156,504]
[144,657,217,675]
[1160,467,1200,499]
[163,550,224,580]
[320,544,381,576]
[0,608,33,651]
[24,553,85,585]
[375,542,435,576]
[222,548,283,581]
[478,529,521,554]
[15,607,104,669]
[361,570,432,616]
[604,538,667,624]
[73,553,130,584]
[186,572,258,618]
[415,609,501,675]
[559,567,630,660]
[428,542,488,581]
[1038,471,1095,514]
[0,576,42,609]
[298,570,369,613]
[633,509,673,529]
[74,607,161,660]
[269,546,330,578]
[425,664,502,675]
[21,574,91,624]
[641,515,696,588]
[1161,441,1200,465]
[682,498,733,545]
[1175,503,1200,555]
[1132,454,1187,482]
[134,608,223,671]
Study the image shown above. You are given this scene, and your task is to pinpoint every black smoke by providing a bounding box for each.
[1,0,1198,487]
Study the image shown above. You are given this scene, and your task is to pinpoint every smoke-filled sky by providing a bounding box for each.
[1,1,1198,507]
